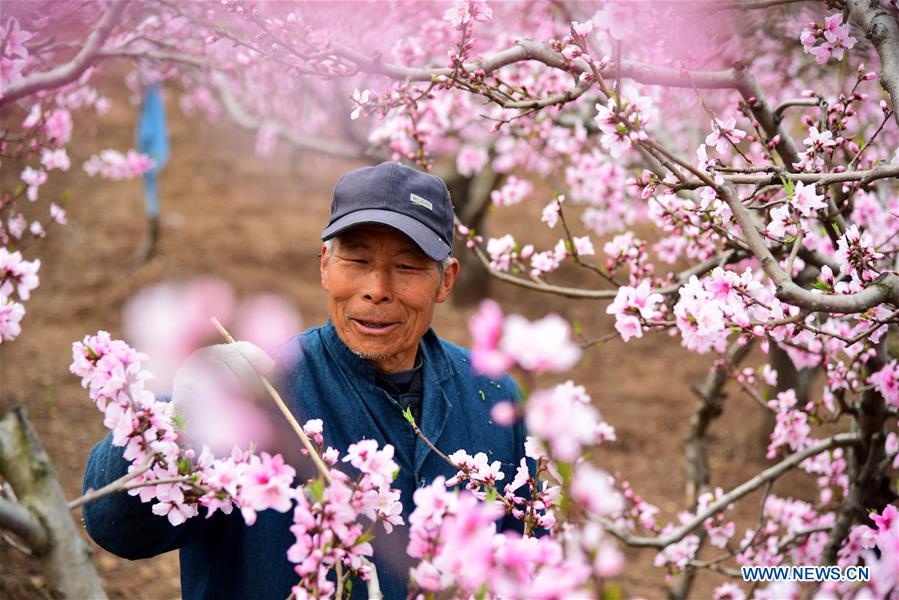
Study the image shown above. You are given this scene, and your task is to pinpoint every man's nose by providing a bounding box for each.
[361,267,392,303]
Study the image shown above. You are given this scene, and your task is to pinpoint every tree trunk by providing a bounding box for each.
[0,405,107,599]
[444,166,501,307]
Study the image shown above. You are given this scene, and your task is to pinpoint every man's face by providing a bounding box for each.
[320,225,459,372]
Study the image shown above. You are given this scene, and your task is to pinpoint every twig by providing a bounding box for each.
[602,433,858,548]
[68,456,154,510]
[211,318,333,485]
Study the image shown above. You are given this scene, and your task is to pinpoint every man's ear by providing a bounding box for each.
[320,243,330,291]
[436,258,460,303]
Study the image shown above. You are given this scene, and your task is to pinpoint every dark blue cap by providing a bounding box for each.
[321,162,454,261]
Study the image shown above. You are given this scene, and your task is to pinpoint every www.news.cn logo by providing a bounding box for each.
[741,565,870,582]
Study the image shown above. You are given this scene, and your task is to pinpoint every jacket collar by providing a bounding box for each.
[321,320,454,469]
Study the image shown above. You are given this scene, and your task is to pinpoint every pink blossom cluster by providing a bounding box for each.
[490,175,533,207]
[705,117,747,155]
[799,14,857,64]
[407,478,594,598]
[1,18,36,90]
[834,225,884,282]
[72,332,408,597]
[647,186,728,264]
[602,232,654,282]
[0,248,40,342]
[83,149,156,180]
[287,438,404,598]
[70,331,298,525]
[469,299,581,376]
[593,93,655,158]
[606,280,665,342]
[526,381,615,462]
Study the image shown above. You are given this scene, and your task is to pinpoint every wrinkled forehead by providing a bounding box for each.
[334,225,430,259]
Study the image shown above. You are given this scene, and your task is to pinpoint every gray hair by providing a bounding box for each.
[322,238,452,278]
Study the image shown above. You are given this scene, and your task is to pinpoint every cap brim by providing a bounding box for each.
[321,209,452,261]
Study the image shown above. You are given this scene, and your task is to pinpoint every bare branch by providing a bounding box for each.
[603,433,858,548]
[676,163,899,189]
[213,75,367,160]
[0,1,131,107]
[717,182,899,313]
[0,497,49,554]
[68,456,153,510]
[848,0,899,126]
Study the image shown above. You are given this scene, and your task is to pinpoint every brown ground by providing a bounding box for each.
[0,78,818,599]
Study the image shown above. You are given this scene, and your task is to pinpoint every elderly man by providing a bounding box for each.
[82,162,526,599]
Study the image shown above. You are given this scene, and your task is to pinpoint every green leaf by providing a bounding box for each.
[603,584,623,600]
[573,320,582,334]
[402,406,416,427]
[172,413,187,432]
[176,457,192,475]
[308,479,325,503]
[780,175,794,197]
[484,486,498,503]
[354,533,374,547]
[812,279,831,292]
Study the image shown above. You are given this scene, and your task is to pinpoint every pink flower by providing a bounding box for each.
[541,199,561,228]
[868,360,899,407]
[571,463,622,516]
[705,117,746,154]
[239,452,296,517]
[526,381,608,461]
[0,296,26,342]
[469,299,513,376]
[456,145,489,177]
[606,280,664,342]
[871,504,898,532]
[0,248,40,301]
[485,234,518,272]
[233,294,302,351]
[499,313,581,373]
[49,203,67,225]
[44,109,73,145]
[654,534,700,571]
[790,180,827,217]
[302,419,324,446]
[342,439,398,487]
[1,19,34,59]
[803,126,836,152]
[40,148,70,171]
[490,176,533,207]
[22,104,41,129]
[766,204,794,239]
[20,166,47,202]
[572,236,595,256]
[7,213,27,239]
[83,149,155,180]
[490,400,518,426]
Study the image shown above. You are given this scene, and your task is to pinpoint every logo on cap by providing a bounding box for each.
[409,193,433,211]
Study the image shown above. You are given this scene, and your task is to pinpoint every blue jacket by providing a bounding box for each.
[82,321,526,599]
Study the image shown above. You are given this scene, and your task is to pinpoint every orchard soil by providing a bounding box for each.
[1,85,820,599]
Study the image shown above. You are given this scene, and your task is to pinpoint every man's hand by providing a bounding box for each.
[172,341,277,432]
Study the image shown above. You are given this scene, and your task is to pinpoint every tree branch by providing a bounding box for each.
[603,433,858,548]
[213,75,368,160]
[717,182,899,313]
[0,406,106,598]
[848,0,899,126]
[0,1,131,107]
[0,497,49,554]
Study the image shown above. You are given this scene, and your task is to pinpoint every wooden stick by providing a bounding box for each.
[210,318,332,485]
